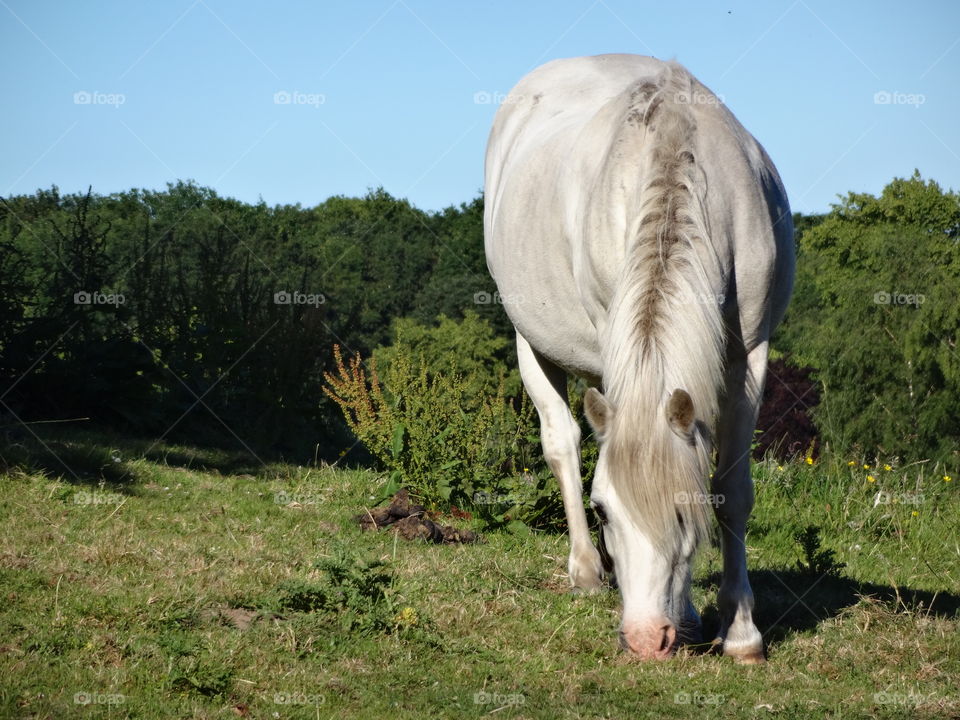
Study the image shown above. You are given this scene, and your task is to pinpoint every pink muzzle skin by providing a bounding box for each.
[619,617,678,659]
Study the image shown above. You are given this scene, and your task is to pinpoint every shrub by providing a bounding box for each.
[794,525,846,578]
[323,331,563,530]
[776,172,960,463]
[755,355,820,461]
[372,310,521,401]
[274,551,397,636]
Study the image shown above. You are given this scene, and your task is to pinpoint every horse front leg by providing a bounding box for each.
[711,340,767,663]
[516,332,603,591]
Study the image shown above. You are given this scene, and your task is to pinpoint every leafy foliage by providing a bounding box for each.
[275,550,399,636]
[159,630,234,697]
[323,315,563,529]
[0,183,497,459]
[373,310,522,401]
[794,525,846,578]
[754,356,820,461]
[3,171,956,481]
[776,172,960,463]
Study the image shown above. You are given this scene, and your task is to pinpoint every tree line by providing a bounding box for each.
[0,182,503,459]
[1,171,957,466]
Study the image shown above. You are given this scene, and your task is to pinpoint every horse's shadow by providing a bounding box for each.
[697,568,960,650]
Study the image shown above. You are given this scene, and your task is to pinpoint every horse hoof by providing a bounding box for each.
[712,635,766,663]
[570,583,604,596]
[728,649,766,664]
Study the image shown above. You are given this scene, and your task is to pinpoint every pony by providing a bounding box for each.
[483,54,794,662]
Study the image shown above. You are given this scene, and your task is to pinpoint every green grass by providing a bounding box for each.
[0,431,957,719]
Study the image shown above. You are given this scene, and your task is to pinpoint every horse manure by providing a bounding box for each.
[355,489,480,544]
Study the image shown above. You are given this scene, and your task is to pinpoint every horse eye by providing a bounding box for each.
[593,503,608,525]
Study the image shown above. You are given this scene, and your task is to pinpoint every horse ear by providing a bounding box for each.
[665,388,696,442]
[584,388,613,438]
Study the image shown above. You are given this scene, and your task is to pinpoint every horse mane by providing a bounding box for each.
[601,62,726,553]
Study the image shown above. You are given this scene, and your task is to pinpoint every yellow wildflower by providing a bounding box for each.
[394,606,419,627]
[867,475,876,483]
[863,464,870,470]
[911,511,918,517]
[883,464,892,471]
[944,475,953,483]
[805,456,814,465]
[847,461,856,467]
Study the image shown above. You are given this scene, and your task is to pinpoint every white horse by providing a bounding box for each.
[484,54,793,662]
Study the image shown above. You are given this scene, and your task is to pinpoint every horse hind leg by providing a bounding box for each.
[711,340,767,663]
[516,332,603,591]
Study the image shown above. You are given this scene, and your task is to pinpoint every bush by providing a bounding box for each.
[274,552,397,636]
[372,310,521,402]
[323,317,564,530]
[776,172,960,463]
[755,355,820,461]
[0,184,494,460]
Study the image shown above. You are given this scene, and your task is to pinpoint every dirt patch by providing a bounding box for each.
[0,552,32,570]
[199,606,264,630]
[355,489,481,544]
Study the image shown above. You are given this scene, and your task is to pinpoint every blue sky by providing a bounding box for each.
[2,0,958,214]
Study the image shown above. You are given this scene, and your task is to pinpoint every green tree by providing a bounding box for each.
[777,171,960,461]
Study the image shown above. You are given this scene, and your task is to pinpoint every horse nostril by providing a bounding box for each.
[657,624,678,657]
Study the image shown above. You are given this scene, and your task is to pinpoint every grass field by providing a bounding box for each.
[0,430,957,719]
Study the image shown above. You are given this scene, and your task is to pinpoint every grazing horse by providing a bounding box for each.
[483,54,793,662]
